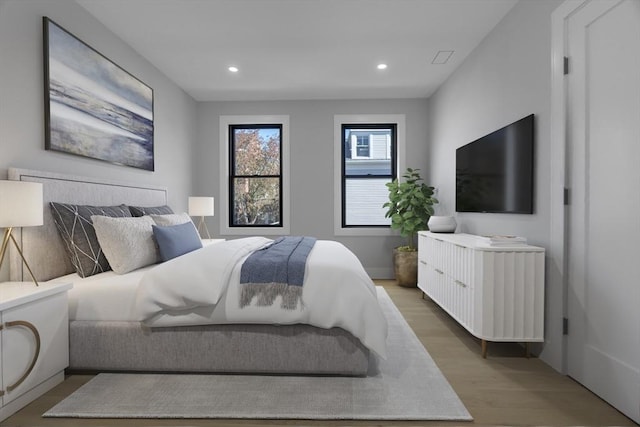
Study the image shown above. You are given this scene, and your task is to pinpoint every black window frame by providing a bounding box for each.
[341,123,397,228]
[229,123,283,228]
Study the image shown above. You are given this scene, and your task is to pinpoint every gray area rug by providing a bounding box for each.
[44,288,472,421]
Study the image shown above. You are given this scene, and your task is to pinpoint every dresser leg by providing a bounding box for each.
[524,342,530,358]
[481,339,488,358]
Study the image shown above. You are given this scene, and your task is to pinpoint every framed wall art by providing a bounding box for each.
[43,17,154,171]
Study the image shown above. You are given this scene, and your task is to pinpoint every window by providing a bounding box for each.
[220,115,290,236]
[230,124,282,227]
[341,124,396,227]
[334,114,405,236]
[355,135,370,158]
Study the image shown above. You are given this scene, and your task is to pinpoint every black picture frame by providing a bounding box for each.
[43,17,154,171]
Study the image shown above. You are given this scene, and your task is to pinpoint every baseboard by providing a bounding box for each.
[365,267,394,280]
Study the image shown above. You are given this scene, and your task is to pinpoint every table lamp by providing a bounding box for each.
[188,196,214,239]
[0,180,43,286]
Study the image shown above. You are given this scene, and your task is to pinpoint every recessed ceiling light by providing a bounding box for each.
[377,63,388,70]
[228,66,239,73]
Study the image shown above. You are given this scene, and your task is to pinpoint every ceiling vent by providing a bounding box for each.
[432,50,454,65]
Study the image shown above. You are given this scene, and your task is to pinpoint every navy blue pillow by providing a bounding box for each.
[129,205,174,217]
[152,221,203,262]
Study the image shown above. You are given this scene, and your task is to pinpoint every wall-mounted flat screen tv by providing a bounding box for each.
[456,114,534,214]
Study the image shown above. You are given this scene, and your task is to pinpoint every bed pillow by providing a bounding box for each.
[92,215,159,274]
[129,205,174,217]
[50,203,131,278]
[150,212,192,226]
[153,221,203,262]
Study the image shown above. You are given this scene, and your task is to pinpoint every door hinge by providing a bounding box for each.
[563,317,569,335]
[564,188,570,205]
[563,56,569,75]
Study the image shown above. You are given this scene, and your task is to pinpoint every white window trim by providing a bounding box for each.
[334,114,406,236]
[219,115,290,236]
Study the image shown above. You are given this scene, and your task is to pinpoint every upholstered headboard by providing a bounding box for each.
[8,168,168,282]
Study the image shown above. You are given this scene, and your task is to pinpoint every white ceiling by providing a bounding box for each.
[76,0,518,102]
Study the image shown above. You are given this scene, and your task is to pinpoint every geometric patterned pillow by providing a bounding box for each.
[49,203,131,278]
[129,205,173,217]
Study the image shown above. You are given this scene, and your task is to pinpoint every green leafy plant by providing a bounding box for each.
[383,168,438,251]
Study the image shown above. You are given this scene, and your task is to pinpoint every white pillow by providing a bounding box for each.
[91,215,159,274]
[150,212,193,226]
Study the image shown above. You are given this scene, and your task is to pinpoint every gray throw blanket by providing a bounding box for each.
[240,236,317,309]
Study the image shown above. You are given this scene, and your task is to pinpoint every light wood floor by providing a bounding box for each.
[2,281,637,427]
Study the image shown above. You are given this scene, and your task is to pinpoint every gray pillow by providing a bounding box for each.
[50,203,131,277]
[153,221,203,262]
[129,205,174,217]
[92,215,159,274]
[150,212,192,226]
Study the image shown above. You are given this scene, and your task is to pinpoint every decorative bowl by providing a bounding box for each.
[427,215,457,233]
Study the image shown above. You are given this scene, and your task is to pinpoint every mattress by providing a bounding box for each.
[60,254,375,376]
[56,239,387,358]
[55,267,153,321]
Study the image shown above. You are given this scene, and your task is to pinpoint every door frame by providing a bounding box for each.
[549,0,587,375]
[550,0,635,376]
[552,2,640,421]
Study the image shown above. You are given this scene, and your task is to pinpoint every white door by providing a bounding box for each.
[566,0,640,423]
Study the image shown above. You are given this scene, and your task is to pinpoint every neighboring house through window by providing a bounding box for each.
[342,124,396,227]
[220,115,290,235]
[334,114,406,236]
[354,134,370,158]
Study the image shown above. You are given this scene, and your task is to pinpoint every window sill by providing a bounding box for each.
[333,227,396,237]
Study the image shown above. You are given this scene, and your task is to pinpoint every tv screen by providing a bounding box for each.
[456,114,534,214]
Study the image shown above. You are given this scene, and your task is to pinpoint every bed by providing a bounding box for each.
[8,168,387,376]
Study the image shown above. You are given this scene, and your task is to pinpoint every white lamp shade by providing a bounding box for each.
[0,181,44,227]
[188,196,214,217]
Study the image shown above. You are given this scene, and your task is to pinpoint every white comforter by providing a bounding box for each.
[134,237,388,358]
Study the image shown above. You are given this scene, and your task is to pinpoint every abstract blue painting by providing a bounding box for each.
[43,18,154,171]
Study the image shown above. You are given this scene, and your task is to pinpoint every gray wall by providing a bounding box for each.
[0,0,198,281]
[195,99,430,278]
[427,0,564,371]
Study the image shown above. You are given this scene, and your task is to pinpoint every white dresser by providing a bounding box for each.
[418,231,545,357]
[0,282,72,421]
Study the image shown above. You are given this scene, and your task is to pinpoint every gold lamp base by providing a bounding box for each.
[0,227,39,286]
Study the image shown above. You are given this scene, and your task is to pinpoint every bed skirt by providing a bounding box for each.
[68,321,370,376]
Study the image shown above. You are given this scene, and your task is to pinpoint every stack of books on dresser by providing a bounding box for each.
[478,235,528,246]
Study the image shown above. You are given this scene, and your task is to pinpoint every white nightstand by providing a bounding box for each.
[0,282,72,421]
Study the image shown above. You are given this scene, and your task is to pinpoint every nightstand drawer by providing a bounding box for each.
[0,282,71,421]
[2,291,68,404]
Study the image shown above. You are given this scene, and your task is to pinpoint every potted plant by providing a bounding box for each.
[383,168,437,287]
